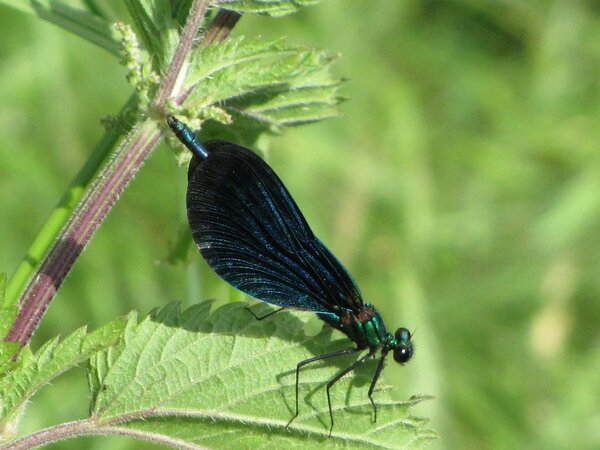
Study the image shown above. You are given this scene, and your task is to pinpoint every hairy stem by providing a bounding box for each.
[0,418,209,450]
[0,419,97,450]
[4,0,227,349]
[152,0,210,111]
[173,10,242,106]
[4,95,137,308]
[5,121,161,346]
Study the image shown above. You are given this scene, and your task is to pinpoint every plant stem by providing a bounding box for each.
[5,120,162,346]
[152,0,210,111]
[4,95,137,308]
[4,0,217,348]
[173,10,242,106]
[0,419,96,450]
[0,418,210,450]
[3,9,242,309]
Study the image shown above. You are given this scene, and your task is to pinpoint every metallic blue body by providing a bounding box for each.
[167,115,414,433]
[167,115,209,159]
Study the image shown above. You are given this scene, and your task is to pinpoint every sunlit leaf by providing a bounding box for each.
[179,37,342,137]
[89,301,435,448]
[219,0,321,17]
[0,315,129,430]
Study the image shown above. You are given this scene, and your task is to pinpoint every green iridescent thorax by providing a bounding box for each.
[318,305,414,363]
[317,304,390,350]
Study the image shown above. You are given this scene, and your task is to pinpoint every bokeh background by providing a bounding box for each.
[2,1,600,449]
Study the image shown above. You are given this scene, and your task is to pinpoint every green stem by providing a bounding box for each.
[5,120,162,346]
[4,0,214,348]
[3,8,241,313]
[5,95,137,308]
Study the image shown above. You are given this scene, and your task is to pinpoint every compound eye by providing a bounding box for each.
[395,327,411,342]
[393,346,413,364]
[393,327,413,364]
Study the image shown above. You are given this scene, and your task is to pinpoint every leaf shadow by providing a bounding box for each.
[148,300,387,429]
[152,300,392,427]
[275,350,381,429]
[199,83,308,145]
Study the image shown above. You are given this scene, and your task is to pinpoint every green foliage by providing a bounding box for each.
[176,36,341,146]
[7,0,600,447]
[0,342,18,375]
[122,0,181,68]
[0,0,434,448]
[0,316,128,438]
[88,301,434,448]
[0,273,10,336]
[0,273,18,374]
[221,0,320,17]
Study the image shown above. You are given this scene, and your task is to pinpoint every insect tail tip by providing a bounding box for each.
[166,114,179,129]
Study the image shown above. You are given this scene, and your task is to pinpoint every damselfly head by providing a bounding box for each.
[393,327,413,364]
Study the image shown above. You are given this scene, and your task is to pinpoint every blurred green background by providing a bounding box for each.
[2,1,600,449]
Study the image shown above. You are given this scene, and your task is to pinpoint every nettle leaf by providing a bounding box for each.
[218,0,321,17]
[181,37,342,136]
[0,342,19,378]
[0,315,129,429]
[89,301,435,448]
[228,79,344,126]
[124,0,182,67]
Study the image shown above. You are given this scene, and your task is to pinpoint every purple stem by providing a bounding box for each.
[5,3,241,349]
[6,124,161,345]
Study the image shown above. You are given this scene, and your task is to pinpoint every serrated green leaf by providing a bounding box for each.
[185,37,295,92]
[87,312,138,414]
[0,315,129,432]
[0,343,20,376]
[219,0,321,17]
[124,0,181,67]
[181,37,342,135]
[89,301,435,448]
